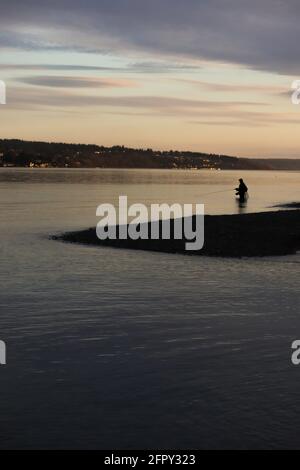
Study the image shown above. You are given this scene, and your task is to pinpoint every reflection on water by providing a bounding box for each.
[235,196,249,213]
[0,168,299,217]
[0,168,299,449]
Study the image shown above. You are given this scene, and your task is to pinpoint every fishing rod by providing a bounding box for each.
[197,189,234,198]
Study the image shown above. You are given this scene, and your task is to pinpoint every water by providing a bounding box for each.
[0,168,299,449]
[0,168,299,220]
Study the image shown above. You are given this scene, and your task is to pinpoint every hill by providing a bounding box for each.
[0,139,299,170]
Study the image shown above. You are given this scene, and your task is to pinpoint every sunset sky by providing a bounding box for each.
[0,0,299,157]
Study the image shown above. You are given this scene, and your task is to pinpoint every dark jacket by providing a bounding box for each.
[238,182,248,195]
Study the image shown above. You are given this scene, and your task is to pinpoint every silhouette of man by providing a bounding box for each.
[235,178,248,203]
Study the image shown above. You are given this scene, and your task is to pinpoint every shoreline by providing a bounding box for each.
[53,209,300,258]
[1,166,300,172]
[273,202,300,209]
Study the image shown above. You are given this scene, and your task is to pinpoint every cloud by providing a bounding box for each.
[7,86,268,111]
[189,119,265,128]
[19,76,138,88]
[126,61,200,74]
[0,61,200,74]
[189,112,300,127]
[4,83,298,132]
[7,85,288,129]
[0,1,300,75]
[0,64,118,71]
[177,80,287,95]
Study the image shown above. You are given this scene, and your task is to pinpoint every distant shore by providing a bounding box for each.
[1,139,300,170]
[53,208,300,258]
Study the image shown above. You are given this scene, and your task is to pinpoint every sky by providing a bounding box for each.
[0,0,300,157]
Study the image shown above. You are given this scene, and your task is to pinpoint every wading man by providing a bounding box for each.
[235,178,248,203]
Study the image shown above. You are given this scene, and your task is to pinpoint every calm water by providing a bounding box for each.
[0,168,299,449]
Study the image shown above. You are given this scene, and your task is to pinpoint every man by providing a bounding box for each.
[235,178,248,203]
